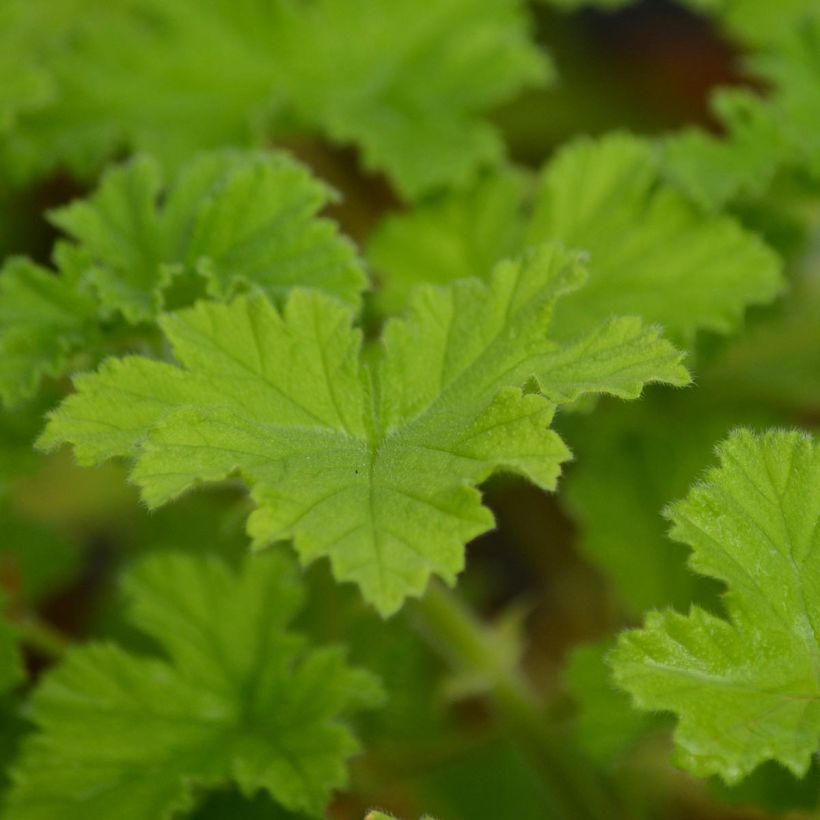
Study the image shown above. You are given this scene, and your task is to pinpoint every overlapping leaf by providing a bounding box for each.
[0,149,364,406]
[369,134,782,343]
[0,255,99,407]
[5,552,381,819]
[39,244,688,614]
[665,19,820,208]
[611,429,820,782]
[4,0,547,199]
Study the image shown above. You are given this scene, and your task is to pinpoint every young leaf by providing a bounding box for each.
[611,429,820,783]
[663,89,788,211]
[51,150,365,323]
[0,149,365,406]
[5,552,382,819]
[38,244,688,615]
[369,135,783,343]
[368,170,527,315]
[525,134,783,342]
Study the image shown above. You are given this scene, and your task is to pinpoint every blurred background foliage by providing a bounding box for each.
[0,1,818,818]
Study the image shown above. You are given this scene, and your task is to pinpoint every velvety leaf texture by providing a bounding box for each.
[0,149,364,406]
[368,134,783,343]
[39,244,688,615]
[50,150,365,323]
[4,0,547,198]
[611,429,820,783]
[5,552,381,819]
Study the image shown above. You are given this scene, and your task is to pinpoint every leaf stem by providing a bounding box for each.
[412,581,618,820]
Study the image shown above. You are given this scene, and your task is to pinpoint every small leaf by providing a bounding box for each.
[369,135,782,344]
[611,429,820,783]
[5,552,381,819]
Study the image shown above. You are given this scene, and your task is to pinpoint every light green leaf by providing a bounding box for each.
[368,170,527,314]
[369,134,783,343]
[662,89,788,211]
[6,552,381,819]
[6,0,547,199]
[665,19,820,208]
[611,429,820,783]
[39,245,687,615]
[0,256,99,407]
[51,150,365,323]
[3,1,287,184]
[0,149,365,406]
[527,134,783,343]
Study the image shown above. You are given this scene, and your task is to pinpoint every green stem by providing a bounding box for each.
[15,614,70,660]
[412,581,618,820]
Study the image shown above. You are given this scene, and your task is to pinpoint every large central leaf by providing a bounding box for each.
[40,245,688,614]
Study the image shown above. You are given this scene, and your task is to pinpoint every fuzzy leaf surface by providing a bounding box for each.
[369,135,782,343]
[611,429,820,782]
[5,552,381,819]
[51,150,365,323]
[0,150,364,405]
[39,245,687,614]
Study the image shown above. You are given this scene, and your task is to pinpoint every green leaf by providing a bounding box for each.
[369,135,783,344]
[527,134,783,343]
[278,0,548,199]
[368,170,527,315]
[665,20,820,208]
[611,429,820,783]
[5,552,381,819]
[6,0,547,199]
[0,256,100,407]
[0,149,365,406]
[663,90,788,211]
[51,150,365,324]
[38,244,687,615]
